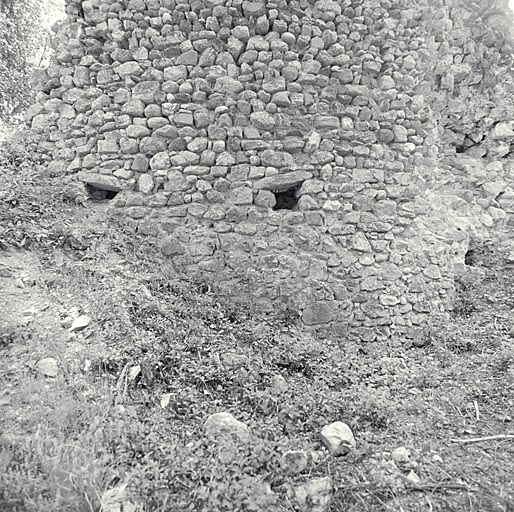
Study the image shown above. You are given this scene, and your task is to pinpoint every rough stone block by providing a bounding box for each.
[259,150,295,168]
[78,171,122,192]
[132,81,161,104]
[255,171,313,192]
[302,301,338,325]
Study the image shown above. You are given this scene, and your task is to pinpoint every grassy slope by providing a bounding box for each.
[0,131,513,512]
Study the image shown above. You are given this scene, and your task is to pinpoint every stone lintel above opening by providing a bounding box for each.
[77,170,123,192]
[254,171,313,192]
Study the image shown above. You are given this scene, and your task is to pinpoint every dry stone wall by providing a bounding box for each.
[28,0,514,342]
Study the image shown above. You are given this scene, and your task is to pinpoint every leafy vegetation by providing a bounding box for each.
[0,0,48,120]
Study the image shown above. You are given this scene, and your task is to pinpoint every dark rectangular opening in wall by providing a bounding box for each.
[272,185,301,210]
[86,183,119,201]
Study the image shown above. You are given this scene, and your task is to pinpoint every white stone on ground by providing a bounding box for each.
[320,421,356,455]
[36,357,59,377]
[405,470,421,484]
[271,374,288,392]
[391,446,412,463]
[69,314,91,332]
[204,412,250,441]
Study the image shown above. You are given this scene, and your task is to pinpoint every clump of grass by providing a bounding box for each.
[0,129,87,251]
[0,379,118,512]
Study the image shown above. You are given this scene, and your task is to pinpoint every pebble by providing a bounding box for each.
[432,453,443,463]
[320,421,356,455]
[405,470,421,485]
[128,365,141,382]
[69,315,91,332]
[36,357,59,377]
[160,393,172,409]
[271,374,288,392]
[204,411,250,441]
[391,446,412,463]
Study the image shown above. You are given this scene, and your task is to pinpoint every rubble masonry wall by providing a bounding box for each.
[27,0,514,341]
